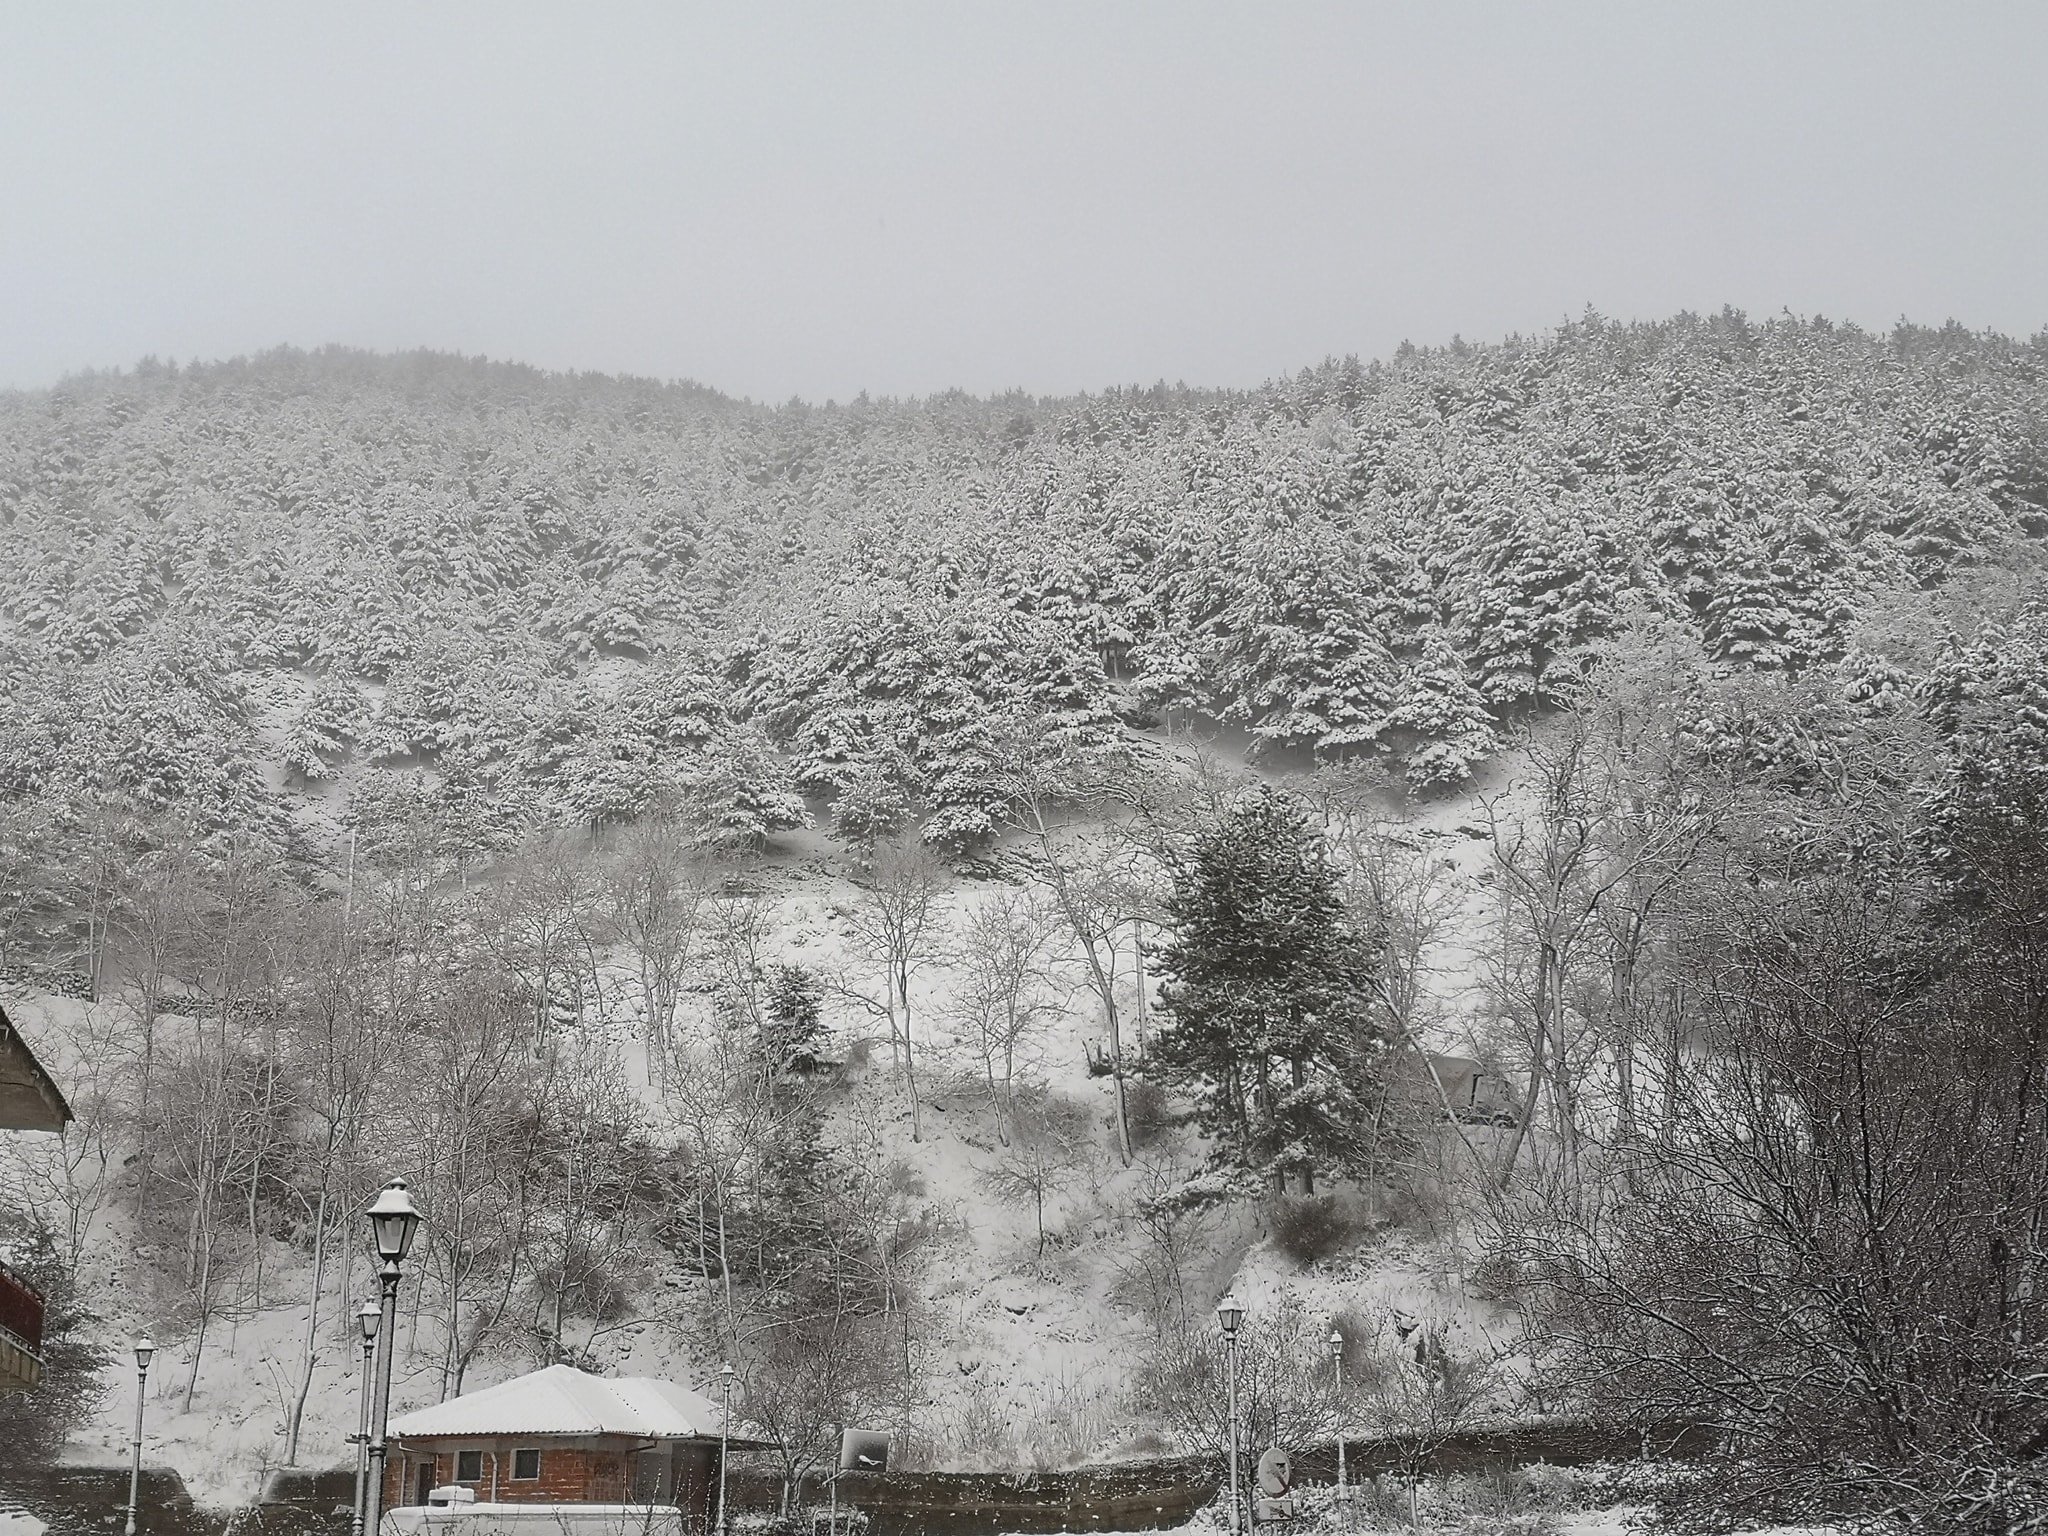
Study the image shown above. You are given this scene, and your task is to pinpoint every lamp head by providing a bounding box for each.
[1216,1291,1244,1336]
[366,1178,422,1263]
[1329,1327,1345,1359]
[719,1362,736,1389]
[359,1301,381,1342]
[134,1336,155,1372]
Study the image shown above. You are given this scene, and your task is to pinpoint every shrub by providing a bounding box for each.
[745,1509,869,1536]
[1466,1246,1523,1302]
[1368,1166,1453,1236]
[1269,1193,1366,1268]
[1124,1077,1177,1149]
[885,1158,927,1197]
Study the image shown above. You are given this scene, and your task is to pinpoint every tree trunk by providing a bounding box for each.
[284,1189,330,1464]
[1080,948,1132,1166]
[897,961,923,1142]
[1293,1057,1313,1195]
[1498,996,1549,1189]
[719,1186,735,1321]
[986,1056,1009,1146]
[184,1299,209,1414]
[1133,922,1149,1055]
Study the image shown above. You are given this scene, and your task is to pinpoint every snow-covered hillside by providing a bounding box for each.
[9,747,1534,1509]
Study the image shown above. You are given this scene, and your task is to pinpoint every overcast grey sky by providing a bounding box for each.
[4,3,2043,402]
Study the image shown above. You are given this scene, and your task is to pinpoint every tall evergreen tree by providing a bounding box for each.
[1147,788,1393,1196]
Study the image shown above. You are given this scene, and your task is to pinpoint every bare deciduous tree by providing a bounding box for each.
[948,887,1062,1143]
[598,817,708,1071]
[405,976,545,1401]
[1004,765,1154,1165]
[1112,1151,1218,1332]
[975,1088,1090,1257]
[474,831,597,1047]
[839,830,951,1142]
[277,901,405,1463]
[146,1022,281,1411]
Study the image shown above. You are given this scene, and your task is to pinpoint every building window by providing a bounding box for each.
[456,1450,482,1483]
[512,1448,542,1481]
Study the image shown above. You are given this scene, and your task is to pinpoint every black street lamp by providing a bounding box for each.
[716,1362,735,1536]
[1329,1326,1347,1503]
[1216,1294,1244,1536]
[360,1179,422,1536]
[125,1337,154,1536]
[352,1301,381,1536]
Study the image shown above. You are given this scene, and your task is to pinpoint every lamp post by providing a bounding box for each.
[361,1179,423,1536]
[715,1362,735,1536]
[1329,1327,1347,1505]
[1216,1293,1244,1536]
[125,1337,154,1536]
[352,1302,381,1536]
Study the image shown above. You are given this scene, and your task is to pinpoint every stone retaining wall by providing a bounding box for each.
[0,965,93,1001]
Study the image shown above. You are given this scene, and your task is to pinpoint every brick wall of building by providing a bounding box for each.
[382,1438,715,1512]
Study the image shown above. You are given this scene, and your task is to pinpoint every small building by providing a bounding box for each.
[382,1365,745,1525]
[0,999,72,1392]
[0,1260,49,1393]
[1406,1052,1521,1126]
[0,1001,71,1135]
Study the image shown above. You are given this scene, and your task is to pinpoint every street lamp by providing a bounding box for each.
[1329,1327,1347,1503]
[352,1302,381,1536]
[716,1362,735,1536]
[361,1179,423,1536]
[1216,1294,1244,1536]
[125,1337,154,1536]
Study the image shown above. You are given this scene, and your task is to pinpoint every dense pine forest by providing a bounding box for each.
[5,310,2048,1535]
[3,309,2044,872]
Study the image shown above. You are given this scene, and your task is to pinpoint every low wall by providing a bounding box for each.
[0,1466,225,1536]
[728,1420,1715,1536]
[729,1462,1216,1536]
[232,1468,363,1536]
[227,1418,1716,1536]
[1293,1417,1716,1483]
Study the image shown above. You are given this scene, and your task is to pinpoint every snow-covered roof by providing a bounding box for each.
[387,1365,727,1441]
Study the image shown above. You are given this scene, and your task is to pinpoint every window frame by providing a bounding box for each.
[511,1447,542,1482]
[455,1449,483,1484]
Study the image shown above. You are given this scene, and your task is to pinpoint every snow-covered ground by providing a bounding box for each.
[10,744,1552,1508]
[1572,1521,1836,1535]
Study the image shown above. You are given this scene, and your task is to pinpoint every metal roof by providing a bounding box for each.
[0,1002,71,1134]
[387,1366,731,1442]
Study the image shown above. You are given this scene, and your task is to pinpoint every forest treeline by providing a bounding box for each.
[2,309,2045,879]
